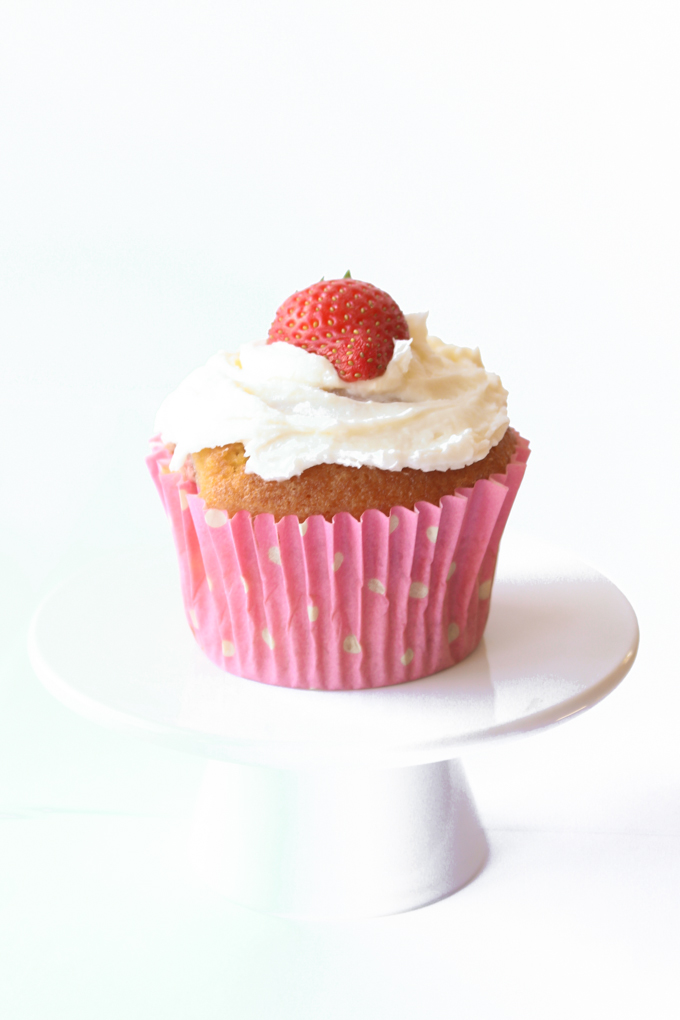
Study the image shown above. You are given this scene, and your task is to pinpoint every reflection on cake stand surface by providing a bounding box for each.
[28,533,638,919]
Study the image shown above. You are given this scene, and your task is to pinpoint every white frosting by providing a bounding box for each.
[155,313,509,482]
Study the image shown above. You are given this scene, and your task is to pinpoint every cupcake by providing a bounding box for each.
[148,277,529,690]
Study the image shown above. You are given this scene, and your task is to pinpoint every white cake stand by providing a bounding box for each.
[28,532,638,919]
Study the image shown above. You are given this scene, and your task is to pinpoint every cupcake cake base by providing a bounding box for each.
[148,434,530,689]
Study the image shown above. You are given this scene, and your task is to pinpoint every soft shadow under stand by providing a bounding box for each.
[29,533,638,918]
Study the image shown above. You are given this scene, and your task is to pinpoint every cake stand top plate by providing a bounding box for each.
[28,532,638,768]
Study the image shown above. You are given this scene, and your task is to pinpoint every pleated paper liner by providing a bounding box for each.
[148,434,529,690]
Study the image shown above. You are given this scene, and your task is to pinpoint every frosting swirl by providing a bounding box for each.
[155,313,509,482]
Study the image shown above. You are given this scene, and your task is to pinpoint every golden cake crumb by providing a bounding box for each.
[190,427,518,522]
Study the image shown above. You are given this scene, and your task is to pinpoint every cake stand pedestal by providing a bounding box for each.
[28,533,638,918]
[190,758,485,917]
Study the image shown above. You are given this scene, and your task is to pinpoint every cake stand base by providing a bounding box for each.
[190,758,487,918]
[28,534,639,919]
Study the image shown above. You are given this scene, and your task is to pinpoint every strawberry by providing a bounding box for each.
[267,276,409,382]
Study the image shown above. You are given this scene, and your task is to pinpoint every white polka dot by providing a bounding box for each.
[426,526,439,543]
[299,520,308,536]
[333,552,344,572]
[268,546,281,565]
[478,579,493,601]
[447,561,457,581]
[205,508,227,528]
[401,648,414,665]
[448,622,460,643]
[179,489,189,511]
[409,582,429,599]
[389,515,399,533]
[241,576,248,593]
[367,578,386,595]
[222,639,235,657]
[261,628,275,649]
[189,609,198,628]
[343,634,362,654]
[206,576,213,591]
[307,605,319,622]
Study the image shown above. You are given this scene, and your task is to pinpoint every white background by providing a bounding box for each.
[1,1,678,1017]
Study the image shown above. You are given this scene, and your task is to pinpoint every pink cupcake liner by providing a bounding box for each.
[147,435,530,690]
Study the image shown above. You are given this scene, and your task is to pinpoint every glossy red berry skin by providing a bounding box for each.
[267,278,409,382]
